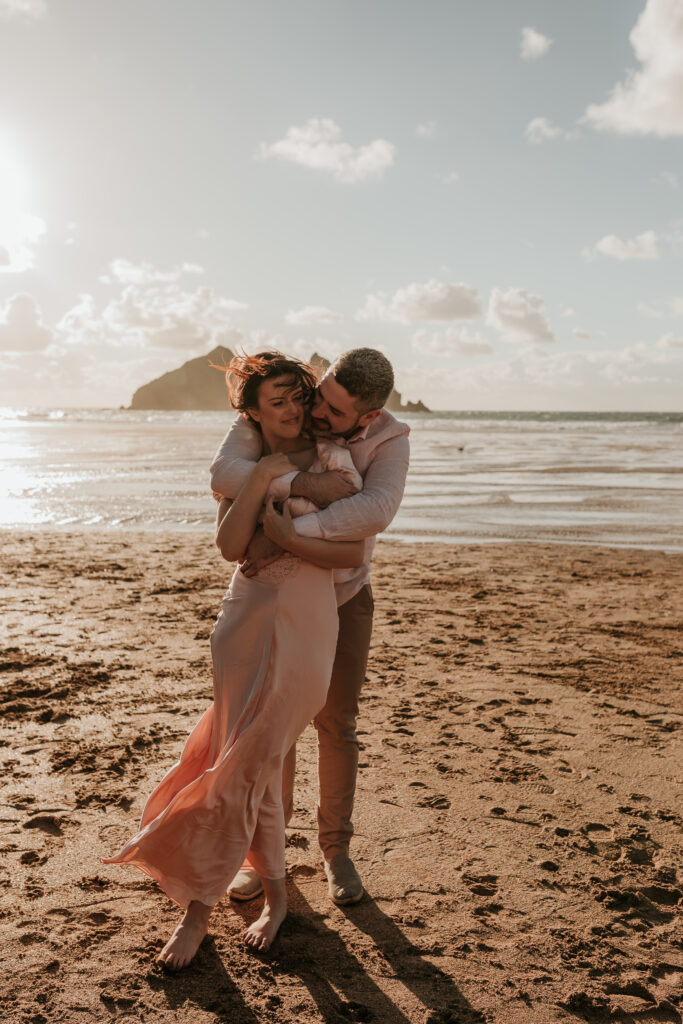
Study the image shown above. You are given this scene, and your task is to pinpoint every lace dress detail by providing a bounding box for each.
[257,552,302,583]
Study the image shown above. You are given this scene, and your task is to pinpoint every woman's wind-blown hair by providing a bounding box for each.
[210,350,319,421]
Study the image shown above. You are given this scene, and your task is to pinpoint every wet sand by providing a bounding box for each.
[1,531,682,1023]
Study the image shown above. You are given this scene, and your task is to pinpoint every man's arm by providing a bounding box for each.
[291,434,410,542]
[288,469,359,507]
[210,416,268,498]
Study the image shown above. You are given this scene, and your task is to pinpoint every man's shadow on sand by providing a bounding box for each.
[281,880,486,1024]
[147,880,485,1024]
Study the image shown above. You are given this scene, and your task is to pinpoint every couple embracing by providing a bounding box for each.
[101,347,410,969]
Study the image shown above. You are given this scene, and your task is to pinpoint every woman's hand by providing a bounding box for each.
[256,452,298,482]
[262,498,297,549]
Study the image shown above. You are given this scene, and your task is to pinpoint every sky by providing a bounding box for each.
[0,0,682,411]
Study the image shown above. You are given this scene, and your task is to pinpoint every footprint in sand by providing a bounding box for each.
[75,909,123,944]
[581,822,612,835]
[18,929,47,945]
[619,827,660,865]
[285,832,309,849]
[463,873,498,898]
[20,850,47,866]
[417,794,451,810]
[596,883,681,929]
[562,977,680,1021]
[24,878,45,899]
[77,875,111,891]
[472,901,504,918]
[22,814,67,836]
[46,908,72,920]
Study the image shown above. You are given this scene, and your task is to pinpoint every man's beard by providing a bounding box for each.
[311,413,361,439]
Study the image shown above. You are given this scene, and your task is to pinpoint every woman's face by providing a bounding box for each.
[247,374,306,439]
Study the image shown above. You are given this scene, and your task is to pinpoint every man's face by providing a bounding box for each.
[311,373,370,438]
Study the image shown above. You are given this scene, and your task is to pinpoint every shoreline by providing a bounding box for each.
[3,526,683,555]
[2,533,682,1022]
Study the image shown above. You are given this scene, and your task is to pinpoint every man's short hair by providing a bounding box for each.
[331,348,394,412]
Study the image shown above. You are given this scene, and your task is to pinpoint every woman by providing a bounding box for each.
[101,352,364,969]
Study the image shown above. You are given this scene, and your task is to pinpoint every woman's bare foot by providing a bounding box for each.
[158,900,213,970]
[243,876,287,952]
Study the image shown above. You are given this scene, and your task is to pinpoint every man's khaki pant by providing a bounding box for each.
[282,584,374,861]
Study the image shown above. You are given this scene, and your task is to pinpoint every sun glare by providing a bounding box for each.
[0,134,44,272]
[0,135,30,208]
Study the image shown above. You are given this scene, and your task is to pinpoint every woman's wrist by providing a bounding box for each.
[252,463,276,489]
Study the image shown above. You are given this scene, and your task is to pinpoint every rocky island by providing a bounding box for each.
[128,346,429,413]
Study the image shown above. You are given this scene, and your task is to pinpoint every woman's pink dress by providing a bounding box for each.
[100,441,361,910]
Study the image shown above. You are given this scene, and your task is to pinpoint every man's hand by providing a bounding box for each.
[239,525,283,578]
[290,469,357,509]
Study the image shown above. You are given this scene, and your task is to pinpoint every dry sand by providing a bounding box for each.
[1,531,682,1024]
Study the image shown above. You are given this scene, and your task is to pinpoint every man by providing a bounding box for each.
[210,347,410,904]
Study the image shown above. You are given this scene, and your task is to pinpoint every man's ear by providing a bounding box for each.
[357,408,382,429]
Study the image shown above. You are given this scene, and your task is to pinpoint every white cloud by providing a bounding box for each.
[0,0,46,19]
[584,0,683,137]
[395,342,682,411]
[284,305,342,326]
[416,120,437,138]
[670,296,683,314]
[0,293,53,351]
[524,117,575,144]
[572,328,591,340]
[520,26,552,60]
[584,230,660,262]
[100,258,206,286]
[257,118,396,183]
[234,328,287,356]
[637,301,664,318]
[412,327,493,357]
[439,171,460,185]
[357,279,481,324]
[561,307,576,318]
[58,265,247,356]
[289,336,342,363]
[486,287,555,344]
[657,331,683,348]
[652,170,679,187]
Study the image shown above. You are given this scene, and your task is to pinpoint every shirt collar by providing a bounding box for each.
[345,420,372,444]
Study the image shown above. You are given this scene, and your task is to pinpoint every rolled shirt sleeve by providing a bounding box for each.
[292,433,410,542]
[209,417,263,499]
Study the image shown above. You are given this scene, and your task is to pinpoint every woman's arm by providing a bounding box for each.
[215,453,297,562]
[262,500,364,569]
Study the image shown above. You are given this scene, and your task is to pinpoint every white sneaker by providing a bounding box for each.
[227,867,264,902]
[324,854,364,905]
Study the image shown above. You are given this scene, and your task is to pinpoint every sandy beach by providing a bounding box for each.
[1,531,682,1024]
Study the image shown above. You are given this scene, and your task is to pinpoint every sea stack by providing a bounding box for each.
[129,347,430,413]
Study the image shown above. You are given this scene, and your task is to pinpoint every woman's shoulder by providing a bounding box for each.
[315,440,362,485]
[315,438,350,462]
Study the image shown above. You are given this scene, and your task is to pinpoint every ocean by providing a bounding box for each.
[1,408,682,550]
